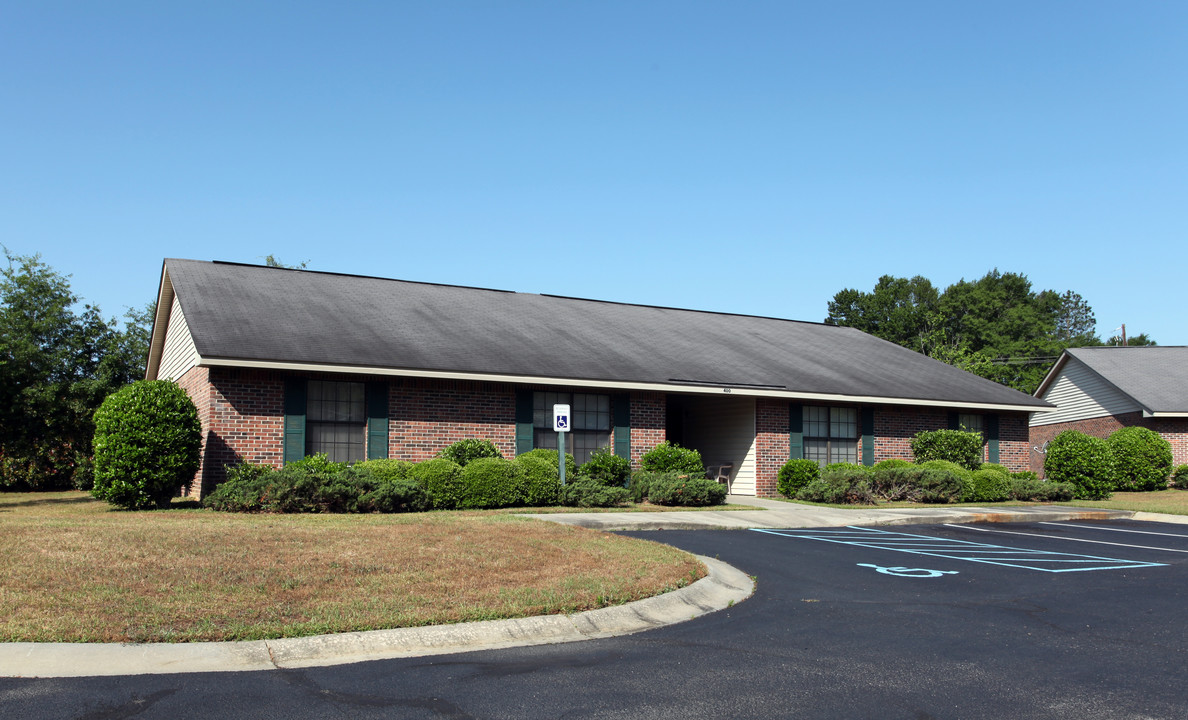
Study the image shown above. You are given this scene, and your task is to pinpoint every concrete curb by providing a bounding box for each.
[0,555,753,678]
[522,507,1137,532]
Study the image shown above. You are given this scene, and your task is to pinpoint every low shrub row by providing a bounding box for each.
[206,440,720,514]
[778,456,1076,506]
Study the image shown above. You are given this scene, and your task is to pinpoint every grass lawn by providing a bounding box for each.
[0,491,704,644]
[1054,489,1188,515]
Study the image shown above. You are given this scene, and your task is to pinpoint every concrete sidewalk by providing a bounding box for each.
[517,495,1148,531]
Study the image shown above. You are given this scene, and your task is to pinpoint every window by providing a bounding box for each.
[306,380,365,463]
[958,413,985,438]
[532,391,611,464]
[803,406,858,467]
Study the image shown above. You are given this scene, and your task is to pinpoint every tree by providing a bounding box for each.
[1107,332,1156,346]
[1054,291,1097,342]
[0,250,151,489]
[825,270,1104,394]
[825,275,939,352]
[264,255,308,269]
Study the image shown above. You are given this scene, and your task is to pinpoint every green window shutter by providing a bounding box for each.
[613,394,631,460]
[860,408,874,466]
[948,411,960,430]
[515,389,534,456]
[283,378,307,464]
[788,403,803,460]
[366,382,389,460]
[986,414,1000,464]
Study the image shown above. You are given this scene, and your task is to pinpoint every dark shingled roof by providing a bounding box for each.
[161,259,1050,409]
[1060,346,1188,413]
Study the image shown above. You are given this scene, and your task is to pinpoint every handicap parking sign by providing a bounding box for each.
[553,404,570,432]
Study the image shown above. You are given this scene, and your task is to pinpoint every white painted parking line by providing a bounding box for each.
[946,524,1188,555]
[755,527,1166,573]
[1037,522,1188,540]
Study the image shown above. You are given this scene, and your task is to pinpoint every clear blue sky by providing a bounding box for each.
[3,2,1185,343]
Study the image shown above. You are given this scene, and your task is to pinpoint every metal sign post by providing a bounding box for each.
[553,404,570,485]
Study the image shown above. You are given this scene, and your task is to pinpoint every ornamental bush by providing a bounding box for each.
[910,429,984,470]
[511,454,562,507]
[408,458,465,509]
[579,446,631,487]
[795,470,874,505]
[916,468,966,504]
[457,457,524,509]
[1007,477,1076,502]
[640,441,704,475]
[437,439,503,467]
[561,477,629,507]
[1106,427,1173,491]
[870,464,925,502]
[356,458,415,483]
[204,462,275,512]
[1043,430,1116,500]
[872,458,915,472]
[91,380,202,510]
[777,459,820,498]
[968,469,1011,502]
[646,475,727,507]
[1170,465,1188,490]
[824,462,870,475]
[203,463,429,513]
[627,470,659,504]
[517,448,577,479]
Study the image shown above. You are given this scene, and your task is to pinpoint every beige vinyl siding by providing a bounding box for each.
[158,295,200,381]
[1031,357,1139,426]
[681,395,758,495]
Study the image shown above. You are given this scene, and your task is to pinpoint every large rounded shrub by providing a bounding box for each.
[437,439,503,467]
[1106,427,1173,491]
[458,457,524,509]
[1043,430,1116,500]
[1170,465,1188,490]
[968,469,1011,502]
[408,458,465,509]
[579,447,631,486]
[517,448,577,478]
[777,459,820,498]
[91,380,202,510]
[910,429,984,470]
[511,454,562,507]
[640,441,704,475]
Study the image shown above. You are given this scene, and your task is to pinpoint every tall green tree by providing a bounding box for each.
[0,250,150,489]
[825,275,939,352]
[824,270,1124,394]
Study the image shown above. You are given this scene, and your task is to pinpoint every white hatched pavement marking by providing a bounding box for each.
[755,526,1167,573]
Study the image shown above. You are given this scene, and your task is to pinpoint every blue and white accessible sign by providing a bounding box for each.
[553,404,571,433]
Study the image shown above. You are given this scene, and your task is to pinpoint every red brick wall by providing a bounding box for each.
[755,398,789,497]
[1030,413,1188,475]
[628,392,666,469]
[390,378,516,461]
[175,365,213,497]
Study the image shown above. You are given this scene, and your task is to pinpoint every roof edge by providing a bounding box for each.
[144,262,174,381]
[198,357,1053,413]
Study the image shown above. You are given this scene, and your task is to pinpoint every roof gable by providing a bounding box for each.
[1054,346,1188,415]
[150,259,1051,411]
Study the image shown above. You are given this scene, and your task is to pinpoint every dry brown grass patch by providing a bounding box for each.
[0,492,704,643]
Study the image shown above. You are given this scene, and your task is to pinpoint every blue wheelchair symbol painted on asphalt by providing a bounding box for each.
[857,563,959,578]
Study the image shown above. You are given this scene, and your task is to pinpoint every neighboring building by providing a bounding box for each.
[1030,347,1188,474]
[146,259,1052,498]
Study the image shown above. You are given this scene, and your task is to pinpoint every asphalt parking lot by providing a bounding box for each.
[2,520,1185,719]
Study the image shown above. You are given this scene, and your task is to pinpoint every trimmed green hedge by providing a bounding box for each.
[910,429,984,470]
[1107,427,1173,491]
[1043,430,1115,500]
[91,380,202,510]
[640,441,704,475]
[777,459,820,498]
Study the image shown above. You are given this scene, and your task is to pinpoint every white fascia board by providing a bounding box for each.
[1145,411,1188,418]
[144,265,175,381]
[198,357,1051,414]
